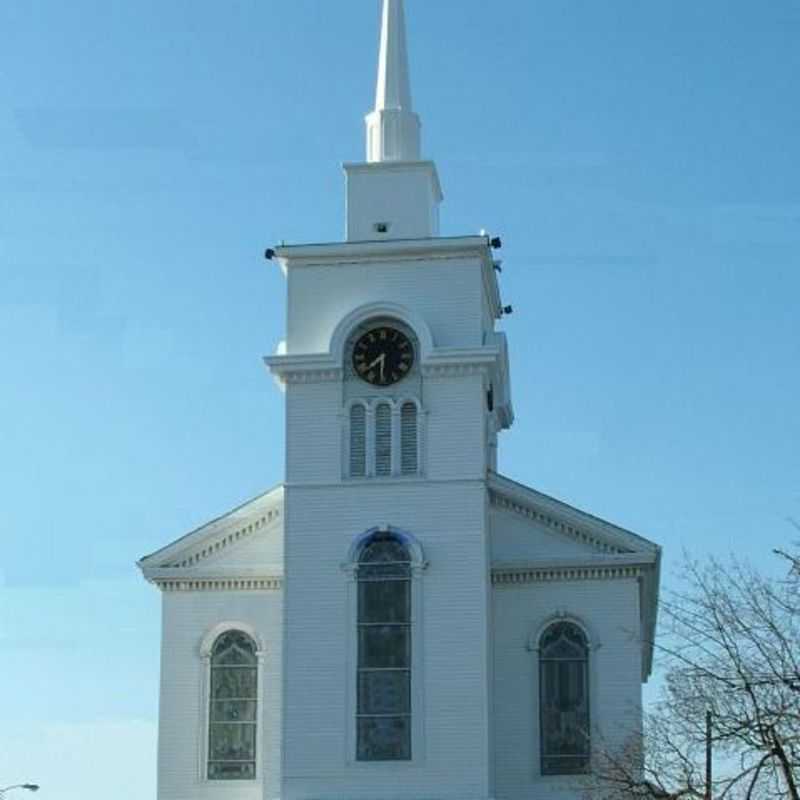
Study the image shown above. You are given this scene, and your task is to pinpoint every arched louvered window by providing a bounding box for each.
[208,630,259,780]
[356,532,412,761]
[375,404,392,477]
[400,402,418,475]
[350,404,367,477]
[539,621,590,775]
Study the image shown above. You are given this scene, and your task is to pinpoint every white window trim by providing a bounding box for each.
[341,526,428,768]
[527,613,599,780]
[343,398,426,480]
[198,621,265,784]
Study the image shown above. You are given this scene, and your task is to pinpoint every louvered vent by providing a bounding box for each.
[375,404,392,477]
[350,404,367,477]
[400,402,418,475]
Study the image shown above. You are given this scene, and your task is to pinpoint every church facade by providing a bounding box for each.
[138,3,661,800]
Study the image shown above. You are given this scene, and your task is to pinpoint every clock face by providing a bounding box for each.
[352,326,414,386]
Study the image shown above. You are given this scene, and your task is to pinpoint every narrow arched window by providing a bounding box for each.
[350,404,367,477]
[375,404,392,477]
[539,621,590,775]
[400,402,418,475]
[356,532,411,761]
[208,630,258,780]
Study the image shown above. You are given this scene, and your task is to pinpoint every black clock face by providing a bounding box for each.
[352,327,414,386]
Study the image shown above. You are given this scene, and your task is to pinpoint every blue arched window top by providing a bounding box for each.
[347,526,426,570]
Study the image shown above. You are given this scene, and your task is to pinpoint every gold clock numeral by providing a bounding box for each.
[353,327,413,386]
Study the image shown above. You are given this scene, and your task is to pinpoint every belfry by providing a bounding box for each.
[138,3,661,799]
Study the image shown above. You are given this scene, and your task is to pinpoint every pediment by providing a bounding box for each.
[137,485,284,589]
[489,472,658,563]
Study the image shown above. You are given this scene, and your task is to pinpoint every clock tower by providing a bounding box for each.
[139,3,661,799]
[264,2,512,798]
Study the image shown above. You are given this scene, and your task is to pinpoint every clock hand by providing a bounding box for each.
[366,353,386,380]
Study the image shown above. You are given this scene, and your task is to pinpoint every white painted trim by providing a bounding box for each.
[198,624,265,785]
[343,525,427,570]
[329,301,435,363]
[272,234,491,265]
[526,613,601,654]
[137,485,284,569]
[152,576,282,593]
[199,622,267,658]
[343,396,425,480]
[342,526,428,767]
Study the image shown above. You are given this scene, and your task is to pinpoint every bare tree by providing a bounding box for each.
[585,546,800,800]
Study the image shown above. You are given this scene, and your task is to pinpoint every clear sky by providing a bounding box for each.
[1,1,798,797]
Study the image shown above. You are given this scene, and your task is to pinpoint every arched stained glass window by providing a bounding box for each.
[208,630,258,780]
[375,404,392,477]
[350,404,367,477]
[400,402,418,475]
[539,621,590,775]
[356,532,412,761]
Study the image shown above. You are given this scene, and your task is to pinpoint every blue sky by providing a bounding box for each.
[1,1,798,797]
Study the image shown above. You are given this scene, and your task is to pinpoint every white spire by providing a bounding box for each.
[366,0,421,163]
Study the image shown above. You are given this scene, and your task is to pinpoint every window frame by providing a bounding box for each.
[342,527,428,767]
[199,622,265,784]
[534,618,593,777]
[344,398,424,480]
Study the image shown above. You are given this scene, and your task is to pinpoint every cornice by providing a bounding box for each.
[137,488,284,576]
[492,558,647,586]
[490,491,627,556]
[162,508,282,569]
[489,472,659,557]
[152,575,283,593]
[272,235,491,267]
[267,347,502,383]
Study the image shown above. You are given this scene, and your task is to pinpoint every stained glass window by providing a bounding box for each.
[357,533,412,761]
[208,630,258,780]
[539,621,590,775]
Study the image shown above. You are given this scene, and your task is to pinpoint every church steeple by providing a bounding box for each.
[345,0,441,241]
[366,0,421,163]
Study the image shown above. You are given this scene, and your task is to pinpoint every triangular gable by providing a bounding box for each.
[489,471,659,558]
[488,471,661,680]
[137,485,284,587]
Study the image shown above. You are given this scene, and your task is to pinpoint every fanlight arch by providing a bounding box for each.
[329,301,434,365]
[345,526,426,569]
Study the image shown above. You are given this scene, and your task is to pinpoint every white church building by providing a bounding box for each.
[138,3,662,799]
